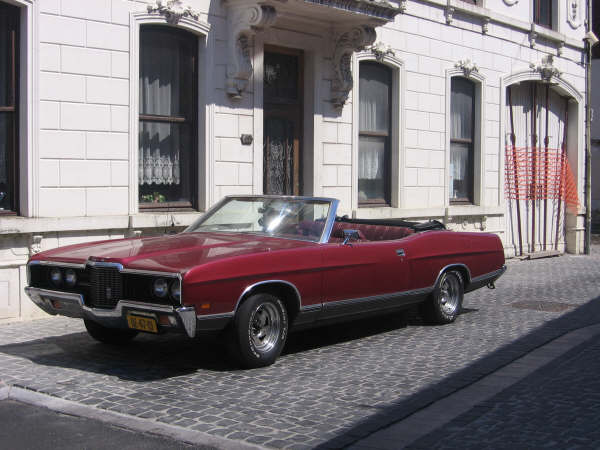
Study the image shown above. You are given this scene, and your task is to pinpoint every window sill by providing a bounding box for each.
[0,212,204,236]
[415,0,583,50]
[446,204,504,216]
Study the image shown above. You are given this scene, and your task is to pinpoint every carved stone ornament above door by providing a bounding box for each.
[224,0,402,100]
[146,0,200,24]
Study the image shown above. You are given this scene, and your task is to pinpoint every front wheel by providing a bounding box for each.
[228,293,288,369]
[84,319,138,344]
[420,270,464,324]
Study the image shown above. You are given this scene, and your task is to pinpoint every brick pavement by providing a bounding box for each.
[407,331,600,449]
[1,249,600,449]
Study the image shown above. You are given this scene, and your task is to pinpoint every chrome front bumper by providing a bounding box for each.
[24,287,197,338]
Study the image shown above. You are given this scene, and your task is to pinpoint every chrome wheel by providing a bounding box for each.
[439,273,461,315]
[249,302,281,353]
[419,270,464,324]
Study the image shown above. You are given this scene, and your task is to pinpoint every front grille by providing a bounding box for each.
[29,263,178,308]
[89,266,123,308]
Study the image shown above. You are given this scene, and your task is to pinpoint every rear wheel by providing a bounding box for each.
[84,319,138,344]
[420,270,464,324]
[228,293,288,369]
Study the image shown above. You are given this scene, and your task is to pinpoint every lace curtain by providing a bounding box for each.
[450,77,475,200]
[359,63,390,181]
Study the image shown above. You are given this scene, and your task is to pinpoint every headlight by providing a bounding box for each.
[50,268,62,286]
[65,269,77,287]
[153,278,169,298]
[170,280,181,301]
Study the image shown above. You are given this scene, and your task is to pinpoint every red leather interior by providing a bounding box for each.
[330,222,414,242]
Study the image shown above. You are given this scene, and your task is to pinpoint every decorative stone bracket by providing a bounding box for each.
[530,55,561,82]
[146,0,200,24]
[567,0,582,29]
[226,1,277,99]
[30,235,42,256]
[369,41,395,62]
[331,26,376,108]
[455,58,479,77]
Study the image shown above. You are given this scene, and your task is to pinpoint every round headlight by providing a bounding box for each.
[65,269,77,287]
[153,278,169,298]
[170,281,181,301]
[50,268,62,286]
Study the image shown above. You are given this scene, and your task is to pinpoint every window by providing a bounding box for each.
[358,62,391,206]
[139,26,198,210]
[450,77,475,203]
[534,0,553,28]
[0,3,19,214]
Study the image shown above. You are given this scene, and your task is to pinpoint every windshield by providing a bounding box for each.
[185,197,332,242]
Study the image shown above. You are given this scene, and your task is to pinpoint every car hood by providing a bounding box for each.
[31,232,318,274]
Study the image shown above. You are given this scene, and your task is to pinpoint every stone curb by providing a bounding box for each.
[2,385,264,450]
[350,323,600,449]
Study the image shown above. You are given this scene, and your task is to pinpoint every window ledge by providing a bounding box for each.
[414,0,583,50]
[0,212,204,236]
[446,204,504,216]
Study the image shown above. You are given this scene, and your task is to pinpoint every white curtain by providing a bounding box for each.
[450,77,474,140]
[359,63,390,181]
[138,29,183,186]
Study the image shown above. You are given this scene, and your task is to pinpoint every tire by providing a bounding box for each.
[228,293,288,369]
[419,270,464,324]
[84,319,138,345]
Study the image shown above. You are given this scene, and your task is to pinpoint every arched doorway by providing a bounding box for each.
[504,79,581,256]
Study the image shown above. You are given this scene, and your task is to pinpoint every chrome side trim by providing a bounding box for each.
[300,304,322,312]
[324,286,434,309]
[433,263,472,289]
[196,312,234,320]
[471,265,507,284]
[234,279,303,314]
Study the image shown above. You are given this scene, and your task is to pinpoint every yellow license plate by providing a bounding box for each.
[127,315,158,333]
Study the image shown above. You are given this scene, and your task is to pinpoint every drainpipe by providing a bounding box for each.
[584,0,593,254]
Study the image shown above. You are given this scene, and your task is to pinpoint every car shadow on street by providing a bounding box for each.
[313,294,600,449]
[0,306,434,380]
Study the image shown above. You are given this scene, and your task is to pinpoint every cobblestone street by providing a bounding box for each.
[1,249,600,449]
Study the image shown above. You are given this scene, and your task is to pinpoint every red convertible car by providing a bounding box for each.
[26,195,505,368]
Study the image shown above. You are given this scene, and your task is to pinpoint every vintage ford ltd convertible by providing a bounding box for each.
[26,196,505,368]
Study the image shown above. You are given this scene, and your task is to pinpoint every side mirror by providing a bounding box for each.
[342,229,360,246]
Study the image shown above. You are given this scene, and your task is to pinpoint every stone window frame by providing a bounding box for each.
[129,10,211,214]
[445,67,486,208]
[352,51,404,211]
[1,0,36,218]
[532,0,558,31]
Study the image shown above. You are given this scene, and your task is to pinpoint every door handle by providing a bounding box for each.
[396,249,405,257]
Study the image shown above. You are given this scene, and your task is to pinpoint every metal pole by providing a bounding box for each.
[543,84,550,250]
[508,87,524,256]
[531,83,538,253]
[584,0,593,254]
[556,98,569,250]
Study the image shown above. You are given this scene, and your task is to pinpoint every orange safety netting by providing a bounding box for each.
[504,146,579,213]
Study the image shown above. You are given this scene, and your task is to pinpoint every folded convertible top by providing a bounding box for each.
[335,216,446,232]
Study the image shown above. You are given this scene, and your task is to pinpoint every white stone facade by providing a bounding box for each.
[0,0,589,321]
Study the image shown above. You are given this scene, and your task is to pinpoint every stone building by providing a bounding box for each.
[0,0,590,321]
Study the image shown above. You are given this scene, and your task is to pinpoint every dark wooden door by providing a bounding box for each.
[263,47,303,195]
